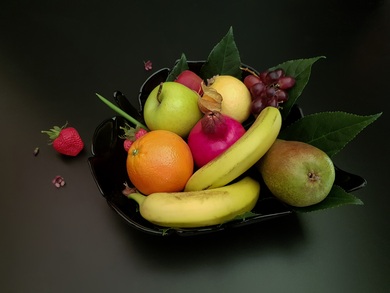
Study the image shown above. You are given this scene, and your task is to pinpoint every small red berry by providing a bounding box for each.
[135,128,148,140]
[123,139,133,152]
[41,122,84,156]
[119,123,148,152]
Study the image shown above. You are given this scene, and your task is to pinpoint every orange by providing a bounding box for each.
[126,130,194,195]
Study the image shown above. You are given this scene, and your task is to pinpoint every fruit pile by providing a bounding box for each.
[95,27,381,231]
[97,68,334,229]
[126,86,284,228]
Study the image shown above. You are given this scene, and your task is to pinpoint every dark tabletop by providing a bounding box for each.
[1,1,389,292]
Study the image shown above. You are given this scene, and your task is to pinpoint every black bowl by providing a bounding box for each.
[88,61,367,236]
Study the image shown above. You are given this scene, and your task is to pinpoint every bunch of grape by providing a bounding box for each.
[244,69,296,116]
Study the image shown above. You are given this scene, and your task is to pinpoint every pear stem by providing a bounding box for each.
[96,93,148,130]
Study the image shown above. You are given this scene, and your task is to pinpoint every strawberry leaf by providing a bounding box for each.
[292,185,363,213]
[270,56,325,120]
[166,53,189,81]
[200,26,242,79]
[279,111,382,157]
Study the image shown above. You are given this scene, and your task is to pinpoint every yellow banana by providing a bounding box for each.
[126,176,260,228]
[184,106,282,192]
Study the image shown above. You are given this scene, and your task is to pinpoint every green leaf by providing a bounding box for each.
[270,56,325,120]
[166,53,189,81]
[232,211,260,221]
[279,111,382,157]
[200,27,242,79]
[292,185,363,213]
[161,228,171,236]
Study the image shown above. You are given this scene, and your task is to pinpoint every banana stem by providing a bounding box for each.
[96,93,149,130]
[126,192,146,206]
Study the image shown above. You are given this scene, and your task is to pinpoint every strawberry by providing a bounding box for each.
[119,123,148,152]
[123,139,133,152]
[41,122,84,156]
[135,128,148,140]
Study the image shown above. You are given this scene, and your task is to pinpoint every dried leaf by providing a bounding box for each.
[198,83,223,114]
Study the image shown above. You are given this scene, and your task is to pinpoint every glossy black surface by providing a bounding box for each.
[1,1,389,292]
[88,63,367,236]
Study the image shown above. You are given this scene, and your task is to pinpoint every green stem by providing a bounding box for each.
[96,93,148,130]
[126,192,146,206]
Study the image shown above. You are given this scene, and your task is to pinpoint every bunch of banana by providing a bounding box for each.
[125,176,260,228]
[125,106,282,229]
[184,106,282,191]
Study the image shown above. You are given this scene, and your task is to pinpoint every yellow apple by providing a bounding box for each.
[207,75,252,123]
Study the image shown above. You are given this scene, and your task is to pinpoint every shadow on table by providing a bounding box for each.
[116,212,306,271]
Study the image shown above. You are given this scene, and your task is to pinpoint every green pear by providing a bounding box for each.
[257,139,335,207]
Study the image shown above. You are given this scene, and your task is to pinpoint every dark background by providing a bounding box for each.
[1,1,389,292]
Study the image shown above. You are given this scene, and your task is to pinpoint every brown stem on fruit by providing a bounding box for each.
[157,82,163,103]
[240,66,259,77]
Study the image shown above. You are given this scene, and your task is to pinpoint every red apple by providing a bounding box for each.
[175,70,203,95]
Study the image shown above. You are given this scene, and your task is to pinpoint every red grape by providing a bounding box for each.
[250,82,266,99]
[247,67,296,116]
[265,69,285,84]
[259,71,269,83]
[265,86,277,98]
[244,75,262,89]
[251,97,268,115]
[268,96,279,107]
[277,76,296,90]
[275,89,288,103]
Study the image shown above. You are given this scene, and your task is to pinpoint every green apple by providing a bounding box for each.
[143,81,203,137]
[257,139,335,207]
